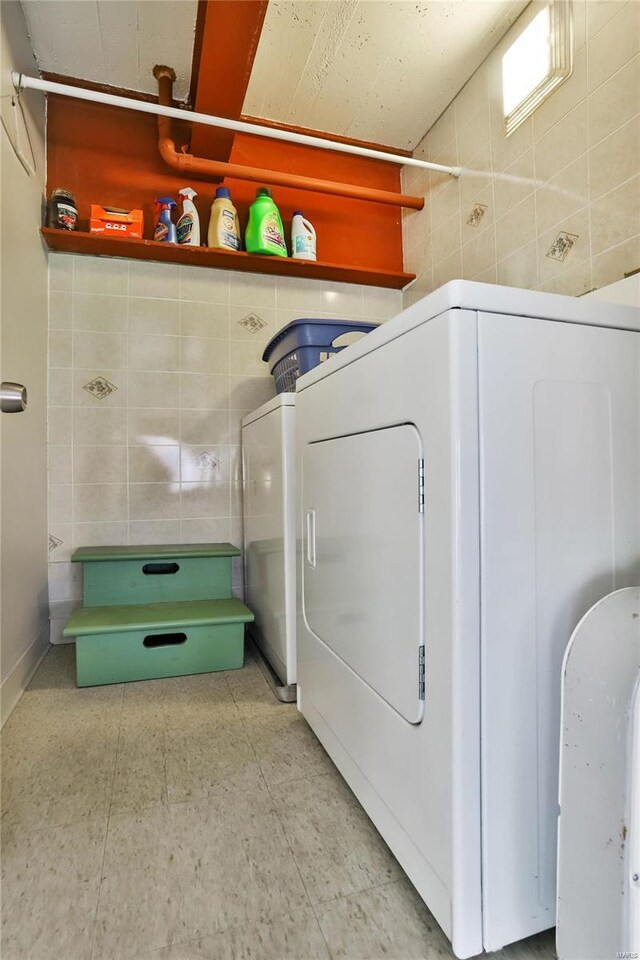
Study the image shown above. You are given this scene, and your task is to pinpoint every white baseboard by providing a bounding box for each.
[49,617,74,645]
[1,627,50,728]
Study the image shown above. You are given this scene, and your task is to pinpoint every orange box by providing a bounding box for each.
[89,205,144,239]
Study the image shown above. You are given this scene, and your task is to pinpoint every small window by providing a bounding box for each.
[502,1,573,136]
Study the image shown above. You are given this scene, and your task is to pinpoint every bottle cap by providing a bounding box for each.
[156,196,176,206]
[292,211,303,217]
[257,187,272,198]
[52,187,76,203]
[179,187,197,199]
[215,187,231,199]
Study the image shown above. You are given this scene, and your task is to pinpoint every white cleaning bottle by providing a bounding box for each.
[177,187,200,245]
[291,211,317,260]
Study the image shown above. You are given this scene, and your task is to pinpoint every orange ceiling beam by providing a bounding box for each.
[190,0,269,162]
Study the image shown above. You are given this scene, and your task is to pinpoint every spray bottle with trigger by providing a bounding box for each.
[177,188,200,245]
[154,197,177,243]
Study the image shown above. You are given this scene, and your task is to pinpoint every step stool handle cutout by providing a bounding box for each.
[142,562,180,575]
[143,632,187,648]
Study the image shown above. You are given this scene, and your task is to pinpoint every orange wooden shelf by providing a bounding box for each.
[41,228,415,290]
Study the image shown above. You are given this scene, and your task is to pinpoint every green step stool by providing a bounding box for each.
[73,542,240,606]
[66,543,254,687]
[65,598,253,687]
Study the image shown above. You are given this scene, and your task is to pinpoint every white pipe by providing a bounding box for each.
[12,71,461,178]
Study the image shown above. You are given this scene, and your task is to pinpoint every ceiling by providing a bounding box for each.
[243,0,528,150]
[20,0,528,151]
[20,0,198,102]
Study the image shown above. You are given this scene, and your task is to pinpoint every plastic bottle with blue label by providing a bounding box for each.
[177,188,200,245]
[291,211,317,260]
[154,197,177,243]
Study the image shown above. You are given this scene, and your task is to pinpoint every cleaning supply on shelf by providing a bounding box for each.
[154,197,177,243]
[90,204,143,239]
[291,212,317,260]
[207,187,241,251]
[245,187,287,257]
[176,188,200,245]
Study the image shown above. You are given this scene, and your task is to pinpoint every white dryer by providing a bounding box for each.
[242,394,296,696]
[295,281,640,958]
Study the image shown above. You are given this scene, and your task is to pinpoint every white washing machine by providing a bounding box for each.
[242,394,296,697]
[295,281,640,958]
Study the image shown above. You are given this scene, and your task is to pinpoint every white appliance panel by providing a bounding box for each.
[296,283,639,956]
[297,311,483,958]
[303,426,424,724]
[477,313,640,949]
[243,397,296,685]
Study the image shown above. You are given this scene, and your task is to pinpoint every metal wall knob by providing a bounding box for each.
[1,381,28,413]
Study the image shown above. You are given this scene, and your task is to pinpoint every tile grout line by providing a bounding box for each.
[160,696,171,811]
[147,669,313,956]
[124,262,131,544]
[236,697,334,959]
[312,874,405,914]
[178,282,185,543]
[530,110,541,290]
[585,23,596,297]
[69,256,76,560]
[88,681,126,960]
[232,673,404,958]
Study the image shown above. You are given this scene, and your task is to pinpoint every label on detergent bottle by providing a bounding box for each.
[57,202,78,230]
[294,234,314,256]
[263,214,286,251]
[176,212,194,245]
[154,221,169,241]
[221,209,240,250]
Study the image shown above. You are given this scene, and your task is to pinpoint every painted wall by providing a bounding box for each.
[45,96,405,273]
[47,255,400,641]
[0,1,49,723]
[402,0,640,305]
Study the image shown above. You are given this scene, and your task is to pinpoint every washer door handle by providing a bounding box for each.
[306,509,316,568]
[1,381,27,413]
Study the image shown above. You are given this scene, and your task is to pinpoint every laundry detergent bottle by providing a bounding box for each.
[207,187,241,251]
[291,211,317,260]
[177,187,200,245]
[154,197,177,243]
[245,187,287,257]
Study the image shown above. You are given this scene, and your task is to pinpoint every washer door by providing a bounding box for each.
[302,424,425,724]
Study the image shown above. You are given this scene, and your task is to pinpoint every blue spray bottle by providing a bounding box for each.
[154,197,177,243]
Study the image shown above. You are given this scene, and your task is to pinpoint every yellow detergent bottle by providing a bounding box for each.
[207,188,241,251]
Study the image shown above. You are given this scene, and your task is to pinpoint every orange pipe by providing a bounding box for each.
[153,66,424,211]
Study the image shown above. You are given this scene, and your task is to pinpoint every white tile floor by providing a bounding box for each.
[1,645,557,960]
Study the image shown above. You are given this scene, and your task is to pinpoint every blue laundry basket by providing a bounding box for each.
[262,318,379,393]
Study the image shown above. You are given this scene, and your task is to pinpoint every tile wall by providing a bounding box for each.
[47,253,400,641]
[402,0,640,305]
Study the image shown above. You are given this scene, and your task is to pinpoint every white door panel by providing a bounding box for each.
[478,312,640,949]
[302,425,424,724]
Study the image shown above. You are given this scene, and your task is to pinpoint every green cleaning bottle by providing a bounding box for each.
[245,187,287,256]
